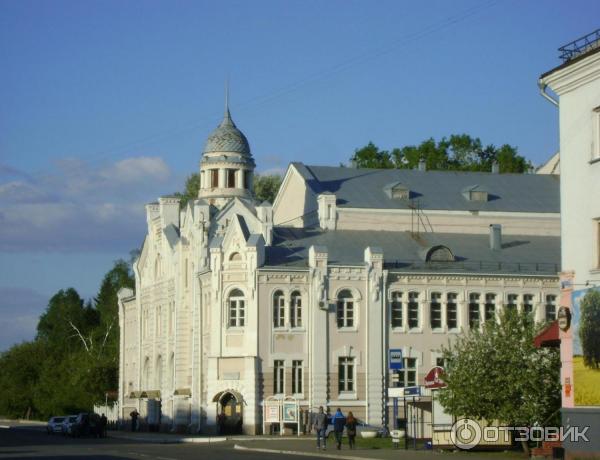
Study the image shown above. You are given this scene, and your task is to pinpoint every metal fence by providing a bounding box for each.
[383,259,559,275]
[558,28,600,62]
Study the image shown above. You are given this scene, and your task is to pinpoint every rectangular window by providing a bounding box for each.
[408,292,419,330]
[292,360,303,394]
[523,294,534,315]
[596,219,600,268]
[436,357,446,368]
[393,357,417,387]
[229,298,245,327]
[545,295,557,321]
[338,357,354,393]
[211,169,219,188]
[227,169,236,188]
[446,293,458,329]
[430,292,442,329]
[506,294,518,312]
[290,294,302,328]
[390,292,403,328]
[593,107,600,160]
[274,360,284,395]
[336,297,354,328]
[469,293,480,329]
[484,293,496,322]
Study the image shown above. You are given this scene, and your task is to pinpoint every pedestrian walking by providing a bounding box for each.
[100,414,108,438]
[129,409,139,432]
[332,408,346,450]
[345,411,357,449]
[313,406,328,450]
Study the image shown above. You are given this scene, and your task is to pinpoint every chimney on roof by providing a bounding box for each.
[491,161,499,174]
[489,224,502,251]
[418,158,426,171]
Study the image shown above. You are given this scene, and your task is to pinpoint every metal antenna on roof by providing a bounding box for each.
[225,78,230,117]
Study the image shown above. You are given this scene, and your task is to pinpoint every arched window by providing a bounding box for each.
[290,291,302,328]
[143,357,150,389]
[229,252,242,261]
[337,290,354,328]
[168,352,174,389]
[390,292,403,328]
[156,355,163,390]
[154,255,162,279]
[273,290,285,328]
[227,169,236,188]
[228,289,245,327]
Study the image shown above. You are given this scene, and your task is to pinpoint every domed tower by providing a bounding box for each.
[198,100,255,207]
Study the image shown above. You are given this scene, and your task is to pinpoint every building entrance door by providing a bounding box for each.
[219,392,243,434]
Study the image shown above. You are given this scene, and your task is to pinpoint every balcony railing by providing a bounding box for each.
[558,28,600,63]
[383,259,559,275]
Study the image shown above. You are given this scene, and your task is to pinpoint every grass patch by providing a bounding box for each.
[573,356,600,406]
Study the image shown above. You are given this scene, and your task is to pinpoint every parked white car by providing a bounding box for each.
[46,416,66,434]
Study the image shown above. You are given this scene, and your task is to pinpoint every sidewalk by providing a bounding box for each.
[232,439,528,460]
[108,430,314,444]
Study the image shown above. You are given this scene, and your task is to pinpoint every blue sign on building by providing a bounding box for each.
[389,349,403,370]
[403,385,421,396]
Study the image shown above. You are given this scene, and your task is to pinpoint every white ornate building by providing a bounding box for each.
[118,104,561,435]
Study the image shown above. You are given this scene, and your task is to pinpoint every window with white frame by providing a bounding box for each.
[273,290,285,328]
[595,219,600,268]
[506,294,518,313]
[545,295,557,321]
[469,293,480,329]
[290,291,302,328]
[338,357,355,393]
[273,360,284,395]
[390,292,403,328]
[408,292,419,330]
[523,294,534,315]
[484,293,496,322]
[392,357,417,387]
[336,290,355,328]
[446,293,458,329]
[228,289,245,327]
[292,360,303,394]
[436,357,446,368]
[430,292,442,329]
[593,107,600,160]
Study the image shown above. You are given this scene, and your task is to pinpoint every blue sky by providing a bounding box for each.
[1,0,599,350]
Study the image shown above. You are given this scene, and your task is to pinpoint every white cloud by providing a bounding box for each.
[0,156,177,252]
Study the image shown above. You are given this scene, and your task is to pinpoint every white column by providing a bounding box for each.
[218,169,226,189]
[236,169,244,190]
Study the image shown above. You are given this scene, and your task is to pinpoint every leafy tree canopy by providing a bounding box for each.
[438,310,561,449]
[351,135,532,173]
[579,290,600,369]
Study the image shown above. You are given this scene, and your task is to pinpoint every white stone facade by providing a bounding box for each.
[118,106,561,435]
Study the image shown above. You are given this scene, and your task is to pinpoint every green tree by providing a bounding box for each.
[37,289,98,353]
[352,135,532,173]
[0,341,46,419]
[579,290,600,369]
[438,310,561,453]
[253,174,282,203]
[174,172,201,208]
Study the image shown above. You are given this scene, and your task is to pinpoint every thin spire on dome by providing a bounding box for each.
[222,79,235,127]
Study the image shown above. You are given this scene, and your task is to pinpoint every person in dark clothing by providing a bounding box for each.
[100,414,108,438]
[313,406,328,450]
[332,408,346,450]
[129,409,139,432]
[345,411,358,449]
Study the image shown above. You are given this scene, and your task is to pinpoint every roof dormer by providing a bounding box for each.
[384,181,411,200]
[462,184,489,202]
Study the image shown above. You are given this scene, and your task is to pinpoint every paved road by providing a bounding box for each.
[0,425,323,460]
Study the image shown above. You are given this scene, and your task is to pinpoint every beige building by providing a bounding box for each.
[118,105,561,435]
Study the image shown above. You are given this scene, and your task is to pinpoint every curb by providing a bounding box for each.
[233,444,378,460]
[110,434,227,444]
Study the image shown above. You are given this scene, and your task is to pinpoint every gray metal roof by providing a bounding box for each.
[203,108,251,156]
[265,227,560,275]
[292,163,560,213]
